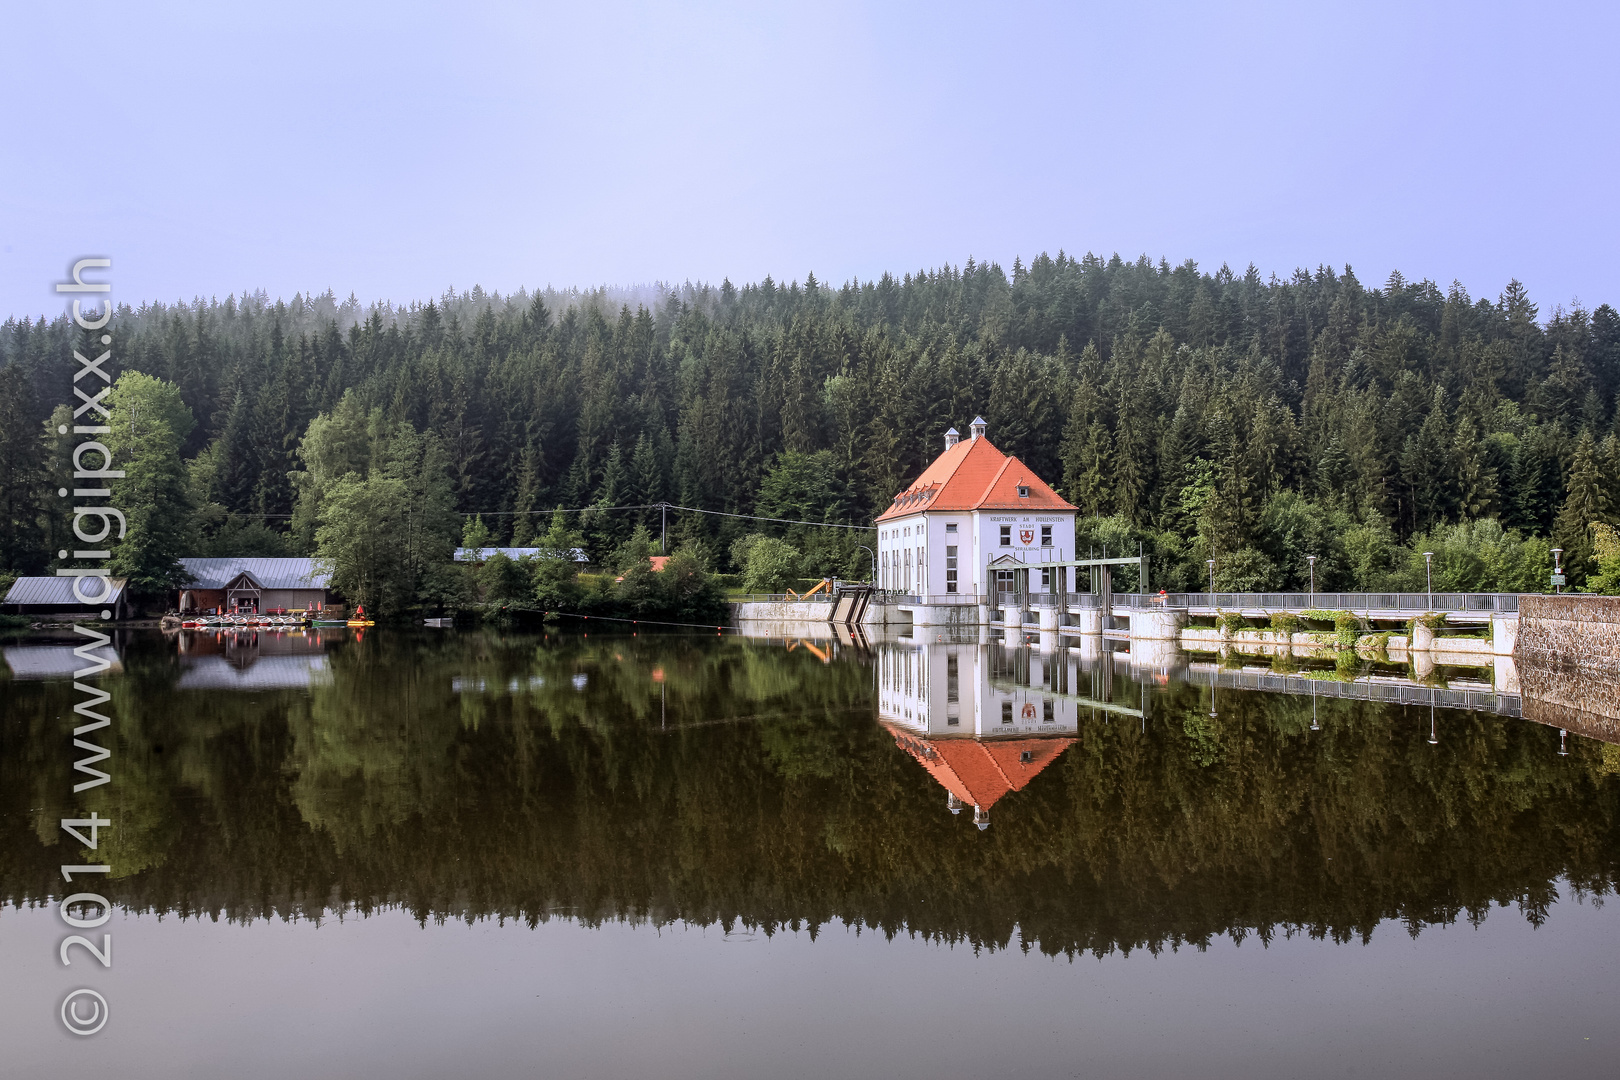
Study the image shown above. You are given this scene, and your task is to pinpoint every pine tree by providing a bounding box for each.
[0,365,46,572]
[588,441,630,552]
[1553,431,1608,585]
[1451,416,1497,519]
[510,446,542,546]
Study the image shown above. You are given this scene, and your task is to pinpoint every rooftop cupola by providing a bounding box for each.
[944,426,960,450]
[970,416,987,440]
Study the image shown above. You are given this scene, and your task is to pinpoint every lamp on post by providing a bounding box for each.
[1423,551,1434,606]
[1551,548,1564,595]
[1307,554,1317,603]
[856,544,875,587]
[1207,558,1216,598]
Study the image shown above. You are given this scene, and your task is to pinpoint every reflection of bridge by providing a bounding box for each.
[1187,663,1522,718]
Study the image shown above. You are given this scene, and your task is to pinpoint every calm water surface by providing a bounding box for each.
[2,627,1616,1078]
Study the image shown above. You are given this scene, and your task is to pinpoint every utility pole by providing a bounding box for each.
[661,502,668,555]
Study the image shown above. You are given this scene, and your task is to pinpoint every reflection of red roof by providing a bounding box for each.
[881,722,1074,809]
[876,435,1075,522]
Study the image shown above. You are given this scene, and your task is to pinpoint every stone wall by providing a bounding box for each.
[1516,595,1620,673]
[731,601,836,622]
[1519,661,1620,744]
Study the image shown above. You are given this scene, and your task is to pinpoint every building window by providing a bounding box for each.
[1020,750,1035,763]
[945,522,957,533]
[1041,525,1052,547]
[1043,699,1054,722]
[947,715,959,726]
[945,545,958,592]
[1018,486,1030,498]
[1000,525,1011,547]
[1041,568,1051,589]
[1001,702,1013,724]
[946,655,958,702]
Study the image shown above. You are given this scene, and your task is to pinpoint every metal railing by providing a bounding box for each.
[885,592,983,606]
[872,591,1521,615]
[1121,592,1519,614]
[729,593,837,603]
[1196,664,1521,717]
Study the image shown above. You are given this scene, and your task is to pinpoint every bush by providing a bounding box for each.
[1393,519,1549,593]
[1405,612,1448,632]
[1269,612,1300,635]
[1216,611,1247,635]
[531,554,584,610]
[478,552,531,605]
[1590,523,1620,595]
[733,535,802,593]
[1304,609,1361,646]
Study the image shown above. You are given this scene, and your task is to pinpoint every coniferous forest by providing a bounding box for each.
[3,253,1620,608]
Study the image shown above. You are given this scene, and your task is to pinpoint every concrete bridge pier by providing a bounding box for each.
[1038,630,1061,654]
[1494,655,1520,694]
[1074,609,1103,635]
[1492,615,1517,656]
[1038,605,1062,632]
[1129,637,1181,669]
[1129,608,1186,641]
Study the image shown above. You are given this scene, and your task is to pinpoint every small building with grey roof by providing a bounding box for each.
[1,576,131,620]
[176,558,333,615]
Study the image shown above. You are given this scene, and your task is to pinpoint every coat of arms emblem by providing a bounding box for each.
[1019,528,1034,545]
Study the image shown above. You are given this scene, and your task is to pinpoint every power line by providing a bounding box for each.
[462,501,876,532]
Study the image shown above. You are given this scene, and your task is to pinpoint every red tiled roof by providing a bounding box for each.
[882,722,1075,810]
[876,435,1075,522]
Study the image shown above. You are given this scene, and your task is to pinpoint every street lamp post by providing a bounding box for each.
[1551,548,1564,594]
[1423,551,1434,606]
[1207,558,1215,598]
[1307,554,1317,603]
[855,544,875,587]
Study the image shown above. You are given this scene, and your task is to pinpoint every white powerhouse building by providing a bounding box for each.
[876,417,1078,598]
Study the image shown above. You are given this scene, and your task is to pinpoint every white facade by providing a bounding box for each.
[877,641,1079,737]
[876,510,1077,598]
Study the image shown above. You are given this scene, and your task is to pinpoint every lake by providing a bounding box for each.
[2,626,1616,1078]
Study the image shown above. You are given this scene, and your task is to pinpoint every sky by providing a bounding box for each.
[3,0,1616,318]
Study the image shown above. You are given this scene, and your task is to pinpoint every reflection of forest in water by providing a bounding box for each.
[2,629,1618,958]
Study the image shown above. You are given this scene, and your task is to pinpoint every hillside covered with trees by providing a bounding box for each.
[2,253,1619,608]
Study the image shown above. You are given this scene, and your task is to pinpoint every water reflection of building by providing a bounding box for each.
[1,643,122,679]
[879,640,1148,829]
[175,629,338,690]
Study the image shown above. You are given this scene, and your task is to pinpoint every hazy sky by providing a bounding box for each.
[3,1,1616,316]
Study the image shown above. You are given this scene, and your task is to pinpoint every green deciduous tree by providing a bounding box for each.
[105,372,198,604]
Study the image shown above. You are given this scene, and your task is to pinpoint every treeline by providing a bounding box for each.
[2,632,1615,956]
[3,254,1619,599]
